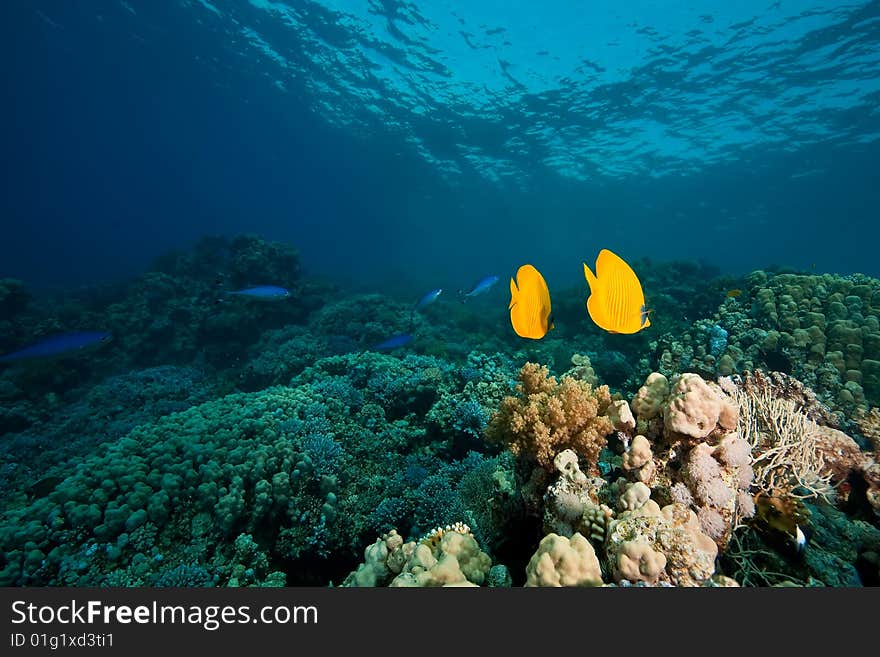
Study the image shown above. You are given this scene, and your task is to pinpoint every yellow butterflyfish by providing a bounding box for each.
[508,264,554,339]
[583,249,651,334]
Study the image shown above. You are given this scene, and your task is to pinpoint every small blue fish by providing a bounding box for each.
[372,334,413,350]
[414,288,443,310]
[223,286,291,300]
[459,275,499,302]
[0,331,112,363]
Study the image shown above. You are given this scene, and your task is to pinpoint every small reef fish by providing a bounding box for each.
[726,289,743,298]
[414,288,443,310]
[459,275,499,302]
[223,285,291,299]
[372,334,413,350]
[508,264,554,340]
[793,524,807,554]
[583,249,651,334]
[410,288,442,330]
[0,331,112,363]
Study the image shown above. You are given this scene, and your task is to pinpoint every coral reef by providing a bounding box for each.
[2,236,879,589]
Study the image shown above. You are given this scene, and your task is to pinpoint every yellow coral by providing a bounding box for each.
[485,362,614,472]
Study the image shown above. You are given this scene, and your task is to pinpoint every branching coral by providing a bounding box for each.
[732,384,837,501]
[736,370,840,428]
[485,362,614,473]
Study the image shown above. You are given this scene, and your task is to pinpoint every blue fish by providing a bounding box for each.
[0,331,112,363]
[223,286,290,300]
[459,275,499,302]
[414,288,443,309]
[372,334,413,350]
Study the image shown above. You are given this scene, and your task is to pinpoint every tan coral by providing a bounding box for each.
[525,532,603,587]
[342,530,411,586]
[657,503,718,587]
[606,501,718,587]
[565,353,599,386]
[542,449,606,537]
[663,373,738,443]
[345,528,491,587]
[631,372,669,421]
[615,540,667,585]
[619,481,652,512]
[485,362,614,472]
[622,434,656,485]
[391,529,492,587]
[812,425,873,488]
[608,400,636,434]
[554,448,587,485]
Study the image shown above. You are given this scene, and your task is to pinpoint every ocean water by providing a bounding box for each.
[1,1,880,588]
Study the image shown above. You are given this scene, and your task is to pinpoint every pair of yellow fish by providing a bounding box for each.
[508,249,651,340]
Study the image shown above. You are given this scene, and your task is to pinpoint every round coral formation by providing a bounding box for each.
[525,532,603,587]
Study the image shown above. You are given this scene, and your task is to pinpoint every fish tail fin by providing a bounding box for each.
[508,277,518,310]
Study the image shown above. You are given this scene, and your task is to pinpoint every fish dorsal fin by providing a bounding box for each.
[584,260,608,329]
[583,261,599,293]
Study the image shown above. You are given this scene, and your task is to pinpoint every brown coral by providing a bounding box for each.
[485,362,614,473]
[857,407,880,453]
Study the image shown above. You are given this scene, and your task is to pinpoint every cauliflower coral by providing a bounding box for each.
[485,362,614,473]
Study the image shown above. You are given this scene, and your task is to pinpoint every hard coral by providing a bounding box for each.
[663,373,738,443]
[735,370,840,428]
[606,498,718,587]
[485,362,614,473]
[343,526,492,587]
[525,532,603,587]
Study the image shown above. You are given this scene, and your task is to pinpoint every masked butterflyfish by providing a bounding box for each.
[583,249,651,334]
[508,264,554,339]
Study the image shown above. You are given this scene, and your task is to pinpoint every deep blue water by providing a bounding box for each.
[3,0,880,296]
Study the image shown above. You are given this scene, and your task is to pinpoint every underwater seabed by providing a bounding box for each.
[0,235,878,587]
